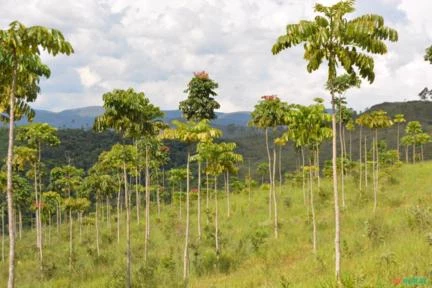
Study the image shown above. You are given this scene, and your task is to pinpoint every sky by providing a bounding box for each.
[1,0,432,113]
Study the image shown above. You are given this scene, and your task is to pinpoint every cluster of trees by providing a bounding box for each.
[1,1,432,287]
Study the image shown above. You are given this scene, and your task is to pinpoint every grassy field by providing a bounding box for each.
[1,162,431,287]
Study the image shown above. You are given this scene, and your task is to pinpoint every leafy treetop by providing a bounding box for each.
[179,71,220,121]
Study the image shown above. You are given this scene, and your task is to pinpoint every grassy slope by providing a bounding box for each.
[1,162,431,287]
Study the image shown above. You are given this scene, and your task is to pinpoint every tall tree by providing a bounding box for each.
[179,71,220,121]
[179,71,220,241]
[0,21,73,287]
[94,88,163,286]
[160,119,221,282]
[393,114,406,160]
[16,123,59,267]
[404,121,424,164]
[249,95,288,238]
[272,0,398,282]
[363,110,393,213]
[194,141,242,256]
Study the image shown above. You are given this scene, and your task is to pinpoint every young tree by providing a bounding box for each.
[364,110,393,213]
[249,95,288,238]
[0,21,73,287]
[194,141,242,256]
[179,71,220,242]
[100,144,137,287]
[405,121,424,163]
[94,88,164,271]
[393,114,406,160]
[271,0,398,282]
[160,119,221,282]
[16,123,59,266]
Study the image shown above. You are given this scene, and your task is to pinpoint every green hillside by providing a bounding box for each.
[0,161,431,287]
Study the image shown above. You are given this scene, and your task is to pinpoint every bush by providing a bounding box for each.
[407,205,432,230]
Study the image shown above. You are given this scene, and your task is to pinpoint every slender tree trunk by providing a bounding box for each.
[364,136,368,188]
[69,209,73,270]
[309,159,317,254]
[349,130,352,161]
[179,183,182,219]
[339,115,345,209]
[279,145,282,194]
[144,145,150,262]
[106,197,111,230]
[117,177,121,244]
[421,144,424,161]
[1,206,4,263]
[197,161,202,240]
[373,129,379,213]
[206,167,210,225]
[37,144,43,270]
[331,94,341,284]
[155,170,160,218]
[413,144,416,164]
[226,171,230,218]
[135,168,140,225]
[18,209,22,240]
[48,212,51,245]
[397,124,400,160]
[56,203,60,235]
[124,164,131,288]
[405,145,409,163]
[301,147,306,206]
[265,128,273,220]
[183,153,190,282]
[7,59,17,288]
[214,176,219,256]
[248,161,252,201]
[272,148,278,239]
[96,199,100,257]
[359,126,363,191]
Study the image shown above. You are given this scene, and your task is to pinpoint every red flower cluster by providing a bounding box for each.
[33,201,45,209]
[160,146,169,153]
[261,95,279,101]
[194,71,209,79]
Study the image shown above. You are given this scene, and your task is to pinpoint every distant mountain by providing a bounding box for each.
[14,106,252,129]
[367,100,432,125]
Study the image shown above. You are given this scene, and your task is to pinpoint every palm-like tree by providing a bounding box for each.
[194,141,242,255]
[404,121,424,163]
[364,110,393,213]
[249,95,288,238]
[393,114,406,160]
[160,119,221,282]
[278,99,331,253]
[94,88,163,280]
[16,123,59,267]
[355,113,372,190]
[271,1,398,281]
[0,22,73,287]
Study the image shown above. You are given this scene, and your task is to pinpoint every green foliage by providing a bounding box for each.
[94,88,164,139]
[249,96,288,129]
[425,45,432,64]
[407,205,432,230]
[272,0,398,84]
[50,164,84,197]
[179,71,220,121]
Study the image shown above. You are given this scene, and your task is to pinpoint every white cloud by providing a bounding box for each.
[77,67,101,88]
[0,0,431,113]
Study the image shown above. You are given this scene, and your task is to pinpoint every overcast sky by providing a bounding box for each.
[1,0,432,113]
